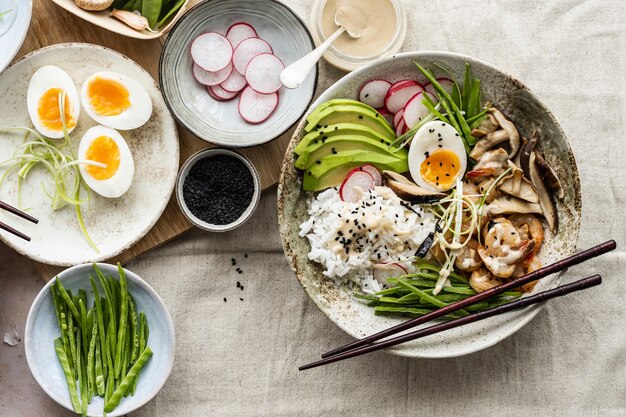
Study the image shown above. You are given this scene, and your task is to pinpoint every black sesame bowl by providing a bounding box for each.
[176,148,261,232]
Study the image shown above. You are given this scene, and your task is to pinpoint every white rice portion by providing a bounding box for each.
[299,186,436,293]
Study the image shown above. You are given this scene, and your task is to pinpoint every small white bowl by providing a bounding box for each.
[25,263,175,417]
[176,148,261,232]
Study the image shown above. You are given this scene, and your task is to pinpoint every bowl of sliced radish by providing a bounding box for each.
[159,0,317,148]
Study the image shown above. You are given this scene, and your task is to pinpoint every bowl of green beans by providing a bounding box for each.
[24,263,175,417]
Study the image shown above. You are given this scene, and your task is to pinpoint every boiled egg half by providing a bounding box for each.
[27,65,80,139]
[81,71,152,130]
[78,125,134,198]
[408,121,467,192]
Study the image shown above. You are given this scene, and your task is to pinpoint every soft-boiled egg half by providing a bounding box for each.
[408,121,467,192]
[81,71,152,130]
[78,125,134,198]
[27,65,80,139]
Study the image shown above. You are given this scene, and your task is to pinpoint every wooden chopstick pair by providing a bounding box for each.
[0,200,38,241]
[299,240,617,371]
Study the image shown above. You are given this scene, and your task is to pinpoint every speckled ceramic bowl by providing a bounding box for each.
[277,51,582,358]
[25,263,175,417]
[176,148,261,232]
[159,0,317,148]
[0,43,179,266]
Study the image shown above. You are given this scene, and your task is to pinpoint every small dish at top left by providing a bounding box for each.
[0,0,32,73]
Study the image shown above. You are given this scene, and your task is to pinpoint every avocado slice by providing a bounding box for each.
[304,99,395,139]
[302,150,409,191]
[294,135,408,170]
[294,122,395,155]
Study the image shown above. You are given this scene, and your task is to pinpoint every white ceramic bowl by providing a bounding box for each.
[0,0,32,73]
[159,0,317,147]
[25,263,175,416]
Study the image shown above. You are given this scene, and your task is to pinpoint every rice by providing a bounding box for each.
[299,186,436,293]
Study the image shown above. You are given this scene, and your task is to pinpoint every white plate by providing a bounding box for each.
[0,0,31,73]
[0,43,179,266]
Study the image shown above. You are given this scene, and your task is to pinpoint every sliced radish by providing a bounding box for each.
[226,22,258,48]
[395,119,406,137]
[377,107,394,125]
[385,84,425,114]
[373,263,408,285]
[339,170,375,203]
[359,164,382,186]
[238,86,278,124]
[388,80,418,93]
[232,37,273,75]
[245,53,284,94]
[358,79,391,109]
[424,77,455,98]
[190,32,233,72]
[403,91,435,129]
[192,62,233,86]
[393,109,404,128]
[208,84,239,101]
[220,70,247,92]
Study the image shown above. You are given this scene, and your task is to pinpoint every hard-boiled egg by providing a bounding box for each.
[78,125,134,198]
[80,71,152,130]
[27,65,80,139]
[408,121,467,192]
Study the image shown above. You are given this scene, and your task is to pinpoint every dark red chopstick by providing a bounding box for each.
[300,274,602,370]
[322,240,617,359]
[0,200,38,241]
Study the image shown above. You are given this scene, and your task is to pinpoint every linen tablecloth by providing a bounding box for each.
[2,0,625,416]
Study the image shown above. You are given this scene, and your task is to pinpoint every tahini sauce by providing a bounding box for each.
[321,0,397,58]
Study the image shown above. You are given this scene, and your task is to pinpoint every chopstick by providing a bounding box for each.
[299,274,603,370]
[0,200,39,241]
[321,240,617,360]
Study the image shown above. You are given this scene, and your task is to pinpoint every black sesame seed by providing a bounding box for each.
[439,162,443,167]
[358,115,363,119]
[223,298,227,302]
[324,125,328,128]
[334,126,338,131]
[429,128,434,133]
[240,298,244,301]
[365,93,369,98]
[316,160,321,164]
[438,144,443,148]
[445,173,450,176]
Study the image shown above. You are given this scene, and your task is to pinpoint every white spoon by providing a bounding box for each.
[280,12,361,89]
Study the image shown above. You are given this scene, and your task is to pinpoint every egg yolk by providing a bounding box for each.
[37,88,75,131]
[419,149,461,189]
[87,77,130,116]
[86,136,120,180]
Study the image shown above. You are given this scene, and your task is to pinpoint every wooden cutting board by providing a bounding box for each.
[17,0,297,281]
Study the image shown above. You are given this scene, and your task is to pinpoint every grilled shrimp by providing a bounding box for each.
[470,267,503,292]
[454,239,482,272]
[477,218,536,278]
[508,214,544,256]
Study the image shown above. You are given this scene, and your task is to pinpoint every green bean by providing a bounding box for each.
[104,347,153,413]
[79,299,88,357]
[131,312,147,395]
[97,273,117,360]
[398,279,470,316]
[87,309,98,400]
[374,306,435,316]
[462,63,471,112]
[436,91,470,153]
[142,0,162,28]
[378,296,420,305]
[129,296,139,364]
[442,286,476,295]
[51,283,75,378]
[56,279,81,325]
[66,303,78,378]
[54,338,82,413]
[465,301,489,311]
[156,0,186,28]
[95,341,105,396]
[90,276,108,381]
[114,265,128,378]
[467,78,481,120]
[422,98,450,124]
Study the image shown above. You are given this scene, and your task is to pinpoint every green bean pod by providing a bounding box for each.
[104,347,153,413]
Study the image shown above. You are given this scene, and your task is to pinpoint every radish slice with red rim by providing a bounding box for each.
[233,37,273,75]
[192,62,233,86]
[393,109,404,128]
[373,263,408,286]
[238,86,278,124]
[377,107,394,125]
[191,32,233,72]
[208,84,239,100]
[339,170,375,203]
[245,53,284,94]
[359,164,382,186]
[424,77,455,98]
[358,79,391,109]
[403,91,435,129]
[388,80,418,93]
[385,84,425,114]
[226,22,258,48]
[220,70,247,92]
[395,119,406,137]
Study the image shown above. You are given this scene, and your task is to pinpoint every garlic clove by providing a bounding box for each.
[111,9,150,31]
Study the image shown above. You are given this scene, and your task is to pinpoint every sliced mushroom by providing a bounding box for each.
[535,152,564,200]
[466,148,509,179]
[469,108,520,160]
[487,195,543,216]
[497,161,540,203]
[382,171,446,203]
[519,132,538,177]
[529,152,558,233]
[471,113,499,138]
[382,170,414,185]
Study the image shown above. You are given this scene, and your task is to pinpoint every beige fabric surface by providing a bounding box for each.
[129,1,626,416]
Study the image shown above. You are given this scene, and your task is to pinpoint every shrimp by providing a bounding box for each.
[454,239,482,272]
[470,267,503,292]
[508,214,544,256]
[477,217,536,278]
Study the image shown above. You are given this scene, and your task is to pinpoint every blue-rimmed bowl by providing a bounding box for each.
[25,263,175,417]
[159,0,317,148]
